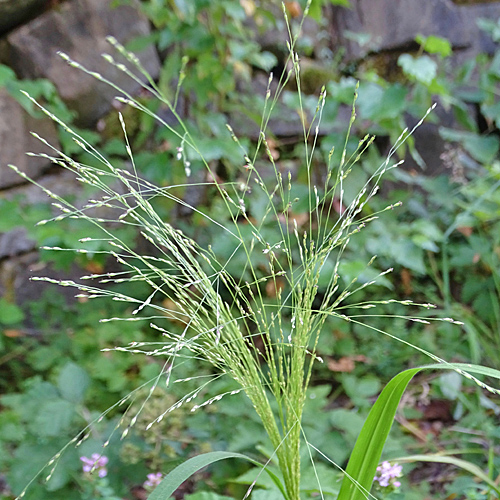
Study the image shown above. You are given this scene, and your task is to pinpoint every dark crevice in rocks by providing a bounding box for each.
[452,0,500,4]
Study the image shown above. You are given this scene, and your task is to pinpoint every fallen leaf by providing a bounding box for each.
[456,226,473,237]
[162,298,189,326]
[285,1,302,17]
[240,0,256,17]
[85,260,104,273]
[266,277,285,298]
[3,329,24,338]
[401,268,413,295]
[327,355,366,372]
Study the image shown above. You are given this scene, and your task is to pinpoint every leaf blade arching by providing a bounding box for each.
[147,451,289,500]
[338,362,500,500]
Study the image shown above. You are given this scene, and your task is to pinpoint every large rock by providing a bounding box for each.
[6,0,160,126]
[330,0,500,61]
[0,0,49,35]
[452,2,500,63]
[0,88,59,189]
[0,228,35,259]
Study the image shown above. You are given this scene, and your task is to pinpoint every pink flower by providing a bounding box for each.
[144,472,163,489]
[80,453,108,478]
[373,461,402,489]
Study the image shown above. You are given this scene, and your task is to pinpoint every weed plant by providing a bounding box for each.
[11,7,500,500]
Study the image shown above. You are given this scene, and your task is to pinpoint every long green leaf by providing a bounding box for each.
[394,454,500,496]
[337,367,420,500]
[337,363,500,500]
[147,451,289,500]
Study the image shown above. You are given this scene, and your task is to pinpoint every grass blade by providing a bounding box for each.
[394,454,500,496]
[337,368,420,500]
[338,362,500,500]
[147,451,288,500]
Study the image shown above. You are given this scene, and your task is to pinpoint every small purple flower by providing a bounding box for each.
[80,453,108,478]
[143,472,163,489]
[374,461,402,489]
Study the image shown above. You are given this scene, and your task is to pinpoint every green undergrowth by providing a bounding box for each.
[2,3,500,500]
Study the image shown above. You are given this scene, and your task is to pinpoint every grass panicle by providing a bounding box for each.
[12,9,495,500]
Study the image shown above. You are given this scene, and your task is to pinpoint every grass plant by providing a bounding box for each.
[11,6,500,500]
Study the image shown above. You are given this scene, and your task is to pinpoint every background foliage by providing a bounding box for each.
[2,1,500,499]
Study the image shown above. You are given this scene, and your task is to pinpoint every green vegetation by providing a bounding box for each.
[2,2,500,500]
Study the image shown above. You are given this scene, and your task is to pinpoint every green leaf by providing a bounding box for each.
[0,299,25,325]
[393,454,500,496]
[309,0,351,19]
[8,441,77,495]
[337,363,500,500]
[32,400,75,437]
[481,100,500,129]
[57,362,90,404]
[189,137,241,162]
[308,0,322,21]
[0,64,16,86]
[357,83,407,122]
[415,34,452,58]
[185,493,235,500]
[398,54,437,85]
[477,17,500,42]
[439,128,500,164]
[329,0,351,5]
[439,371,462,400]
[341,374,381,407]
[330,409,366,446]
[337,367,420,500]
[148,451,288,500]
[249,51,278,72]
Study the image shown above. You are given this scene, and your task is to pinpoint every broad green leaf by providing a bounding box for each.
[481,100,500,129]
[234,464,284,492]
[9,441,77,495]
[341,374,381,407]
[439,371,462,400]
[439,127,499,164]
[309,0,352,20]
[189,137,241,162]
[357,83,407,122]
[0,299,25,325]
[308,0,322,21]
[477,17,500,42]
[249,51,278,72]
[32,400,75,437]
[0,64,16,86]
[251,490,283,500]
[185,493,234,500]
[184,491,233,500]
[337,363,500,500]
[148,451,288,500]
[330,409,365,445]
[415,34,452,58]
[398,54,437,85]
[57,362,90,404]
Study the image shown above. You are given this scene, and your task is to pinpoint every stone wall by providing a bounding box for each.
[0,0,159,190]
[329,0,500,174]
[0,0,160,307]
[330,0,500,63]
[1,0,500,308]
